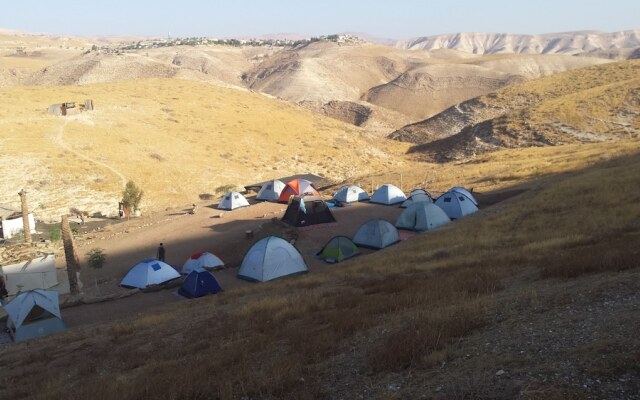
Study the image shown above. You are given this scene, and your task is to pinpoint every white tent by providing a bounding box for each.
[256,180,286,202]
[120,259,181,289]
[401,192,433,208]
[3,289,65,341]
[449,187,478,206]
[435,191,479,219]
[182,252,224,275]
[353,219,400,249]
[370,184,406,205]
[396,202,450,232]
[1,255,58,296]
[237,236,308,282]
[332,185,370,203]
[218,191,250,210]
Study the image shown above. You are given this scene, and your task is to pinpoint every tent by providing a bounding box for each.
[1,255,58,296]
[332,185,370,203]
[395,202,451,232]
[120,258,181,289]
[281,196,336,227]
[218,191,250,210]
[449,186,478,206]
[410,188,429,197]
[278,179,320,202]
[353,219,400,249]
[182,252,224,275]
[317,236,360,263]
[435,191,479,220]
[3,289,65,342]
[256,180,286,202]
[401,192,433,208]
[178,269,223,298]
[370,184,407,205]
[238,236,308,282]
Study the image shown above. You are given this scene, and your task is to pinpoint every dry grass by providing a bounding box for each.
[0,146,637,399]
[0,78,410,220]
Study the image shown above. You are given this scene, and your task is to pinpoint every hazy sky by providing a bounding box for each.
[2,0,638,39]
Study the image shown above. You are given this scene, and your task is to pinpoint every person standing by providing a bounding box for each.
[157,243,166,262]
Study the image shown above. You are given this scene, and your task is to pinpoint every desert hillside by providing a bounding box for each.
[389,60,640,161]
[0,78,409,220]
[1,31,615,133]
[396,30,640,58]
[1,139,638,399]
[243,41,610,125]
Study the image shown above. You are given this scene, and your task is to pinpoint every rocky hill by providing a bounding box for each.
[396,30,640,58]
[400,60,640,161]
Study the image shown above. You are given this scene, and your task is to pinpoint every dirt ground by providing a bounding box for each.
[60,196,413,328]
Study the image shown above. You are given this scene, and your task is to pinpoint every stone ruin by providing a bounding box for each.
[47,99,94,116]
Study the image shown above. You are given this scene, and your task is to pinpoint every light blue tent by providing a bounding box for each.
[370,184,406,205]
[353,219,400,249]
[449,186,478,206]
[332,185,370,203]
[238,236,308,282]
[396,202,450,232]
[435,191,478,220]
[120,258,181,289]
[3,289,65,342]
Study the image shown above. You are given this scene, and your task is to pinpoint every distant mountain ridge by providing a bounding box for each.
[396,30,640,58]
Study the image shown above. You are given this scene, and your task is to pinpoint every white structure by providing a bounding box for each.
[0,204,36,239]
[120,259,181,289]
[435,191,479,219]
[237,236,308,282]
[1,255,58,296]
[256,180,286,202]
[332,185,370,203]
[396,203,450,232]
[370,184,406,205]
[3,289,65,341]
[218,191,250,210]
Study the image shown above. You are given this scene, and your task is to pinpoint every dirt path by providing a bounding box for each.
[50,118,128,187]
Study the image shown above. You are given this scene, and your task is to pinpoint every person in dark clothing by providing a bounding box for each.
[157,243,166,262]
[0,276,8,301]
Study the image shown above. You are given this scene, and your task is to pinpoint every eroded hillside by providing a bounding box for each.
[388,61,640,161]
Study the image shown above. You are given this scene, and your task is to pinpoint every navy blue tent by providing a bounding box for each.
[178,269,223,298]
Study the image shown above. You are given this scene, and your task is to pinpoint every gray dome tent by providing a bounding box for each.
[238,236,308,282]
[353,219,400,249]
[256,180,286,202]
[370,184,406,205]
[218,191,250,210]
[332,185,370,203]
[395,202,450,232]
[435,191,478,220]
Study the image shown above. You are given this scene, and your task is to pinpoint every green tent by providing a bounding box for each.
[317,236,360,263]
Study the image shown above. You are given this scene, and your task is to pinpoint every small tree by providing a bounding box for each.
[215,184,236,195]
[86,248,106,295]
[122,180,144,215]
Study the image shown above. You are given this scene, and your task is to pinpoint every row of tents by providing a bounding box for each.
[1,183,478,342]
[218,178,479,223]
